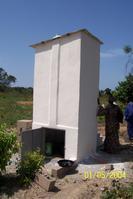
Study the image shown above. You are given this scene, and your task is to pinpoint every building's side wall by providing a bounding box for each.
[77,32,100,160]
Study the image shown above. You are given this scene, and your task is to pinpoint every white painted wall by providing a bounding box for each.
[32,30,101,161]
[77,32,100,160]
[33,43,52,125]
[57,35,81,127]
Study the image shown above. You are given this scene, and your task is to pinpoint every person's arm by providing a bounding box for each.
[97,105,106,116]
[97,97,106,116]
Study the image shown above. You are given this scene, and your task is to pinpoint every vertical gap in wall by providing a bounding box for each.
[56,42,61,125]
[48,46,53,125]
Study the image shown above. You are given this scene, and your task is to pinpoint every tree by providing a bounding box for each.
[123,45,132,54]
[0,68,16,91]
[114,74,133,103]
[123,45,133,74]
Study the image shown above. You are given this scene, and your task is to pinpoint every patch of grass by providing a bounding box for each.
[0,89,33,127]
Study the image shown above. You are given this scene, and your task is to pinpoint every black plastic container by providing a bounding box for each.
[58,159,74,167]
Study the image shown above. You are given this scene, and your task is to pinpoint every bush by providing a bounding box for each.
[101,181,133,199]
[16,150,44,186]
[0,123,19,173]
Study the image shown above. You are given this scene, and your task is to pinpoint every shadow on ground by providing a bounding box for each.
[96,143,133,164]
[0,174,26,197]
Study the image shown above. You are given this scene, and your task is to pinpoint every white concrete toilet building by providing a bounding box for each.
[31,29,102,161]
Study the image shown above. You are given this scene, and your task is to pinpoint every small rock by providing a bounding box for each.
[105,164,114,171]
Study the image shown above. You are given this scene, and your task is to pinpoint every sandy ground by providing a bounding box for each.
[0,125,133,199]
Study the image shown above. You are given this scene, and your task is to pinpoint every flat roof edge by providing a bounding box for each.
[30,29,103,48]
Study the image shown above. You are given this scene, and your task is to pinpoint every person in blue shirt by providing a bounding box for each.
[124,97,133,141]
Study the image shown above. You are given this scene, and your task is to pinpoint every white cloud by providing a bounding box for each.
[100,48,125,58]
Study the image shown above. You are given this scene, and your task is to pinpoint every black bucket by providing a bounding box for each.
[58,159,74,167]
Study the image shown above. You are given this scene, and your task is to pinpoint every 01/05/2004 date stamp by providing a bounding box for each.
[84,170,127,179]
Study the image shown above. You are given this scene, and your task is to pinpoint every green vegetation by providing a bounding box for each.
[101,181,133,199]
[16,150,44,186]
[0,124,19,173]
[0,68,32,126]
[0,87,33,127]
[0,68,16,91]
[114,74,133,103]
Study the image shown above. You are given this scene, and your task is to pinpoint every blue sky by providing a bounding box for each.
[0,0,132,90]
